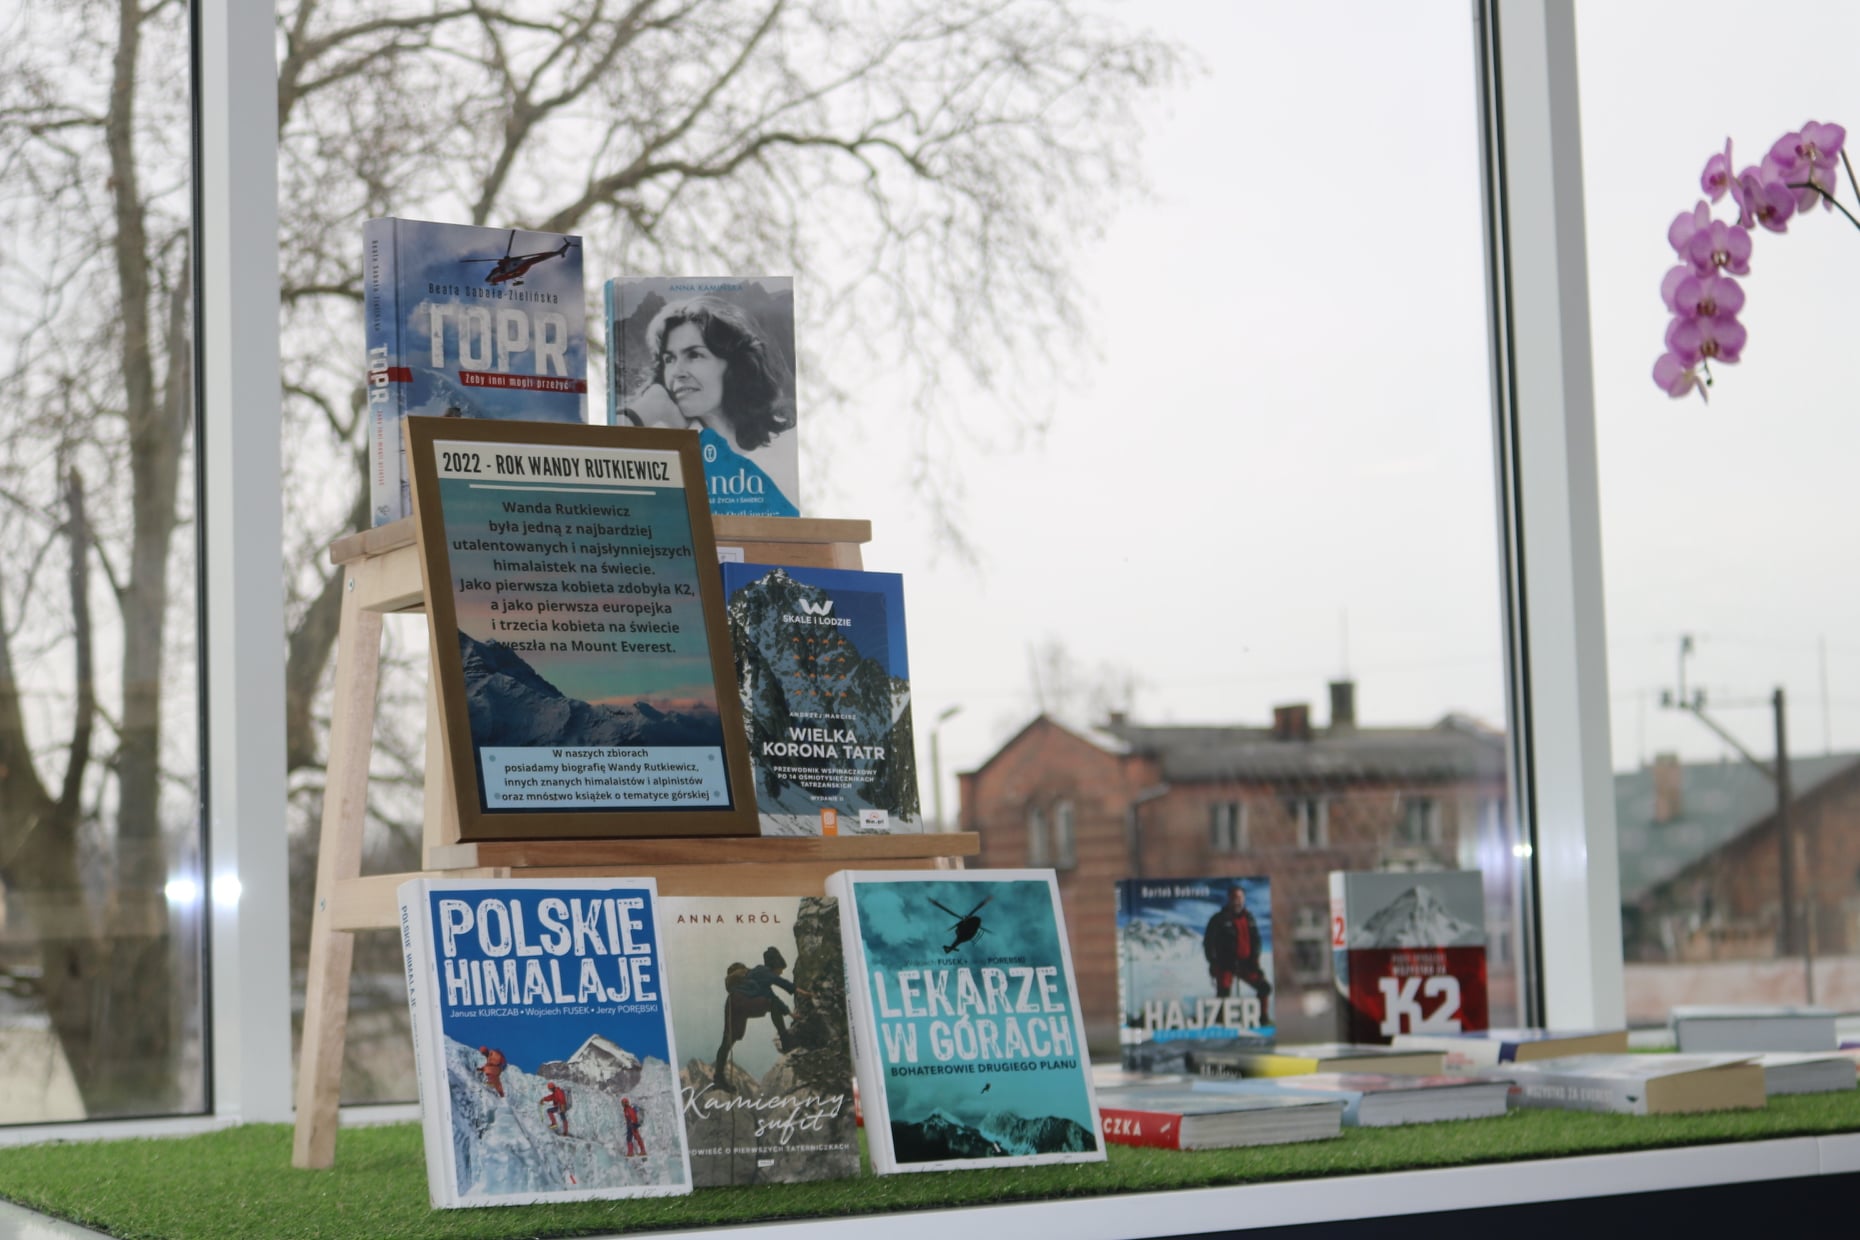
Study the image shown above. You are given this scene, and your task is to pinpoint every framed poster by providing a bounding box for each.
[406,415,758,840]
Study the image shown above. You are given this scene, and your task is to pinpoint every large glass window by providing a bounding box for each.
[1580,0,1860,1022]
[0,1,205,1122]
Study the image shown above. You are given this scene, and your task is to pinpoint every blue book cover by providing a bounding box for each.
[827,869,1105,1174]
[604,276,800,517]
[1115,877,1275,1071]
[365,218,587,526]
[720,564,919,835]
[397,878,692,1207]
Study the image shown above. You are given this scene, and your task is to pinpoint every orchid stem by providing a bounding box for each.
[1787,180,1860,232]
[1845,149,1860,207]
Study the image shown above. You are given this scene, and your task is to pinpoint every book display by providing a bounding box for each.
[396,877,691,1206]
[720,564,921,836]
[1329,869,1489,1044]
[1115,877,1275,1071]
[606,276,800,517]
[660,895,860,1186]
[827,869,1106,1174]
[365,218,588,527]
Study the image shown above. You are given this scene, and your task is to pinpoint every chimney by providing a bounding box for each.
[1329,680,1357,733]
[1272,703,1312,742]
[1652,752,1684,824]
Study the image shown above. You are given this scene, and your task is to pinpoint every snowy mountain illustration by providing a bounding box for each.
[723,568,918,833]
[443,1036,685,1198]
[1117,919,1201,961]
[890,1107,1094,1163]
[458,630,724,748]
[536,1033,642,1090]
[1350,884,1483,948]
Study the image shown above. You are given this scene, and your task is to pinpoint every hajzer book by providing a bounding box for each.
[1329,869,1489,1044]
[659,895,859,1186]
[365,217,587,526]
[1115,876,1275,1071]
[605,276,799,517]
[397,877,691,1207]
[720,564,919,835]
[826,868,1105,1174]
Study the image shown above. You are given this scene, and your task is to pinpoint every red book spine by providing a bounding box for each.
[1099,1106,1186,1150]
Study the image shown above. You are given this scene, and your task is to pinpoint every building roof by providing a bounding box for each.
[1104,716,1508,784]
[1614,752,1860,902]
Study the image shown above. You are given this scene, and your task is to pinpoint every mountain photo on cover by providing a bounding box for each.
[852,877,1098,1166]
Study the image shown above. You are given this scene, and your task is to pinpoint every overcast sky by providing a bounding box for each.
[810,0,1860,825]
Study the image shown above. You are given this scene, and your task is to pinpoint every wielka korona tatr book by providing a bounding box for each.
[366,217,587,526]
[398,877,692,1207]
[827,868,1105,1174]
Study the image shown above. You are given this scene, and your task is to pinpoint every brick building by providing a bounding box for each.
[957,682,1517,1047]
[1620,752,1860,963]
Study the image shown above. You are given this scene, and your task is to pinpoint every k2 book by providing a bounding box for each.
[721,564,919,835]
[1330,869,1489,1043]
[1115,877,1275,1071]
[606,276,799,517]
[397,877,691,1207]
[365,218,587,526]
[827,868,1105,1174]
[660,895,859,1186]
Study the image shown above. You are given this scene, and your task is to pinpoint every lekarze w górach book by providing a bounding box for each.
[397,877,692,1207]
[828,868,1105,1174]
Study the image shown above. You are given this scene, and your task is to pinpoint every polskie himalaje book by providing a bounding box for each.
[660,894,859,1186]
[827,868,1105,1174]
[364,217,586,526]
[721,563,919,836]
[397,877,691,1207]
[1115,876,1275,1072]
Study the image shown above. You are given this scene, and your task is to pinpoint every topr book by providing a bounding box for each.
[659,895,860,1186]
[720,564,919,835]
[1115,877,1276,1071]
[1390,1027,1629,1069]
[365,218,587,526]
[1094,1085,1342,1150]
[396,877,692,1207]
[1484,1053,1766,1115]
[826,868,1106,1174]
[605,276,799,517]
[1329,869,1489,1044]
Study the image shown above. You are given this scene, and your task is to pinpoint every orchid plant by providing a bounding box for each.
[1654,121,1856,401]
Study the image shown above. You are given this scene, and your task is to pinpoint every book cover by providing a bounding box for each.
[396,877,692,1207]
[659,895,860,1186]
[605,276,799,517]
[1329,869,1489,1044]
[827,869,1105,1174]
[365,218,587,526]
[1486,1053,1765,1116]
[720,564,919,836]
[1115,877,1275,1071]
[1390,1027,1629,1069]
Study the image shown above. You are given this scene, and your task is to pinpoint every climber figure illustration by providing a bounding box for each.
[622,1095,646,1157]
[713,945,813,1089]
[475,1046,508,1097]
[540,1080,571,1137]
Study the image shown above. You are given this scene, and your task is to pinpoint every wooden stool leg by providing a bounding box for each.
[291,570,383,1170]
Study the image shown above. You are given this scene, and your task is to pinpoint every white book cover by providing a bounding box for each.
[397,877,692,1207]
[826,868,1105,1174]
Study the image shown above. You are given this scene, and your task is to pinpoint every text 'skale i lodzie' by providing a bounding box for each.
[365,218,587,526]
[1116,876,1276,1072]
[605,276,799,517]
[659,895,860,1187]
[397,877,692,1208]
[721,564,919,836]
[1329,869,1489,1044]
[827,868,1106,1174]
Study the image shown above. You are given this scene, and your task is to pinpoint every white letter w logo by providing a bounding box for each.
[797,598,835,617]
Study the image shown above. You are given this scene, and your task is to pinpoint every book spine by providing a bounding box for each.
[1098,1106,1185,1151]
[827,871,893,1173]
[1329,872,1351,1041]
[1114,881,1135,1070]
[363,217,404,527]
[397,880,455,1205]
[603,278,621,426]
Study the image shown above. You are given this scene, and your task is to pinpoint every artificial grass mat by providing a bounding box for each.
[2,1093,1858,1240]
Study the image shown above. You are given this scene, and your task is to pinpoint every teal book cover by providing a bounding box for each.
[828,869,1105,1174]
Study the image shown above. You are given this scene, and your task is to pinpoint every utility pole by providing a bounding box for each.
[1661,636,1810,1000]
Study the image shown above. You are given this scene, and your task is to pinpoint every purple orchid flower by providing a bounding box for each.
[1670,272,1745,320]
[1684,218,1753,275]
[1653,352,1706,401]
[1769,121,1847,211]
[1660,265,1692,312]
[1668,200,1713,256]
[1666,313,1747,366]
[1731,166,1795,233]
[1702,140,1734,201]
